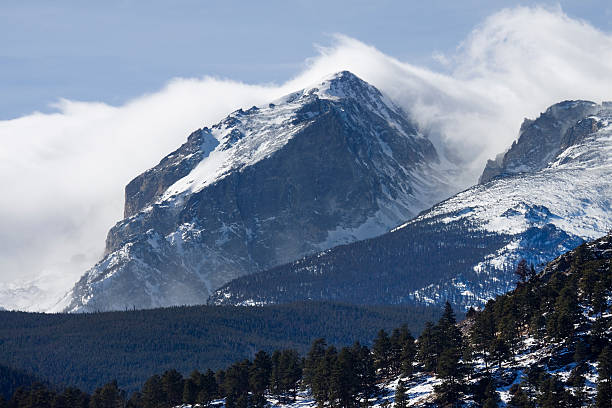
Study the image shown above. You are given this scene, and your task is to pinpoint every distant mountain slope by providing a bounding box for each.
[210,100,612,309]
[0,302,441,393]
[54,71,454,313]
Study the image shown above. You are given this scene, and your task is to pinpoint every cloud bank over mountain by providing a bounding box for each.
[1,6,612,309]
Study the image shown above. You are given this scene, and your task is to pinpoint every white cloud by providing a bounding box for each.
[1,6,612,310]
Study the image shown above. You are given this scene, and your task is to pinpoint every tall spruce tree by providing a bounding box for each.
[274,349,301,402]
[182,371,201,405]
[394,381,407,408]
[470,302,496,371]
[141,374,164,408]
[596,346,612,408]
[373,329,393,377]
[197,369,218,405]
[161,369,184,407]
[515,259,529,285]
[89,380,125,408]
[507,384,534,408]
[223,360,251,408]
[482,380,500,408]
[417,322,438,372]
[433,303,466,407]
[304,338,327,388]
[249,351,272,399]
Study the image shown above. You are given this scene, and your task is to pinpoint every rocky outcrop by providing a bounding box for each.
[479,100,597,183]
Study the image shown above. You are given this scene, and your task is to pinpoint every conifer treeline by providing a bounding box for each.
[0,302,440,392]
[3,238,611,408]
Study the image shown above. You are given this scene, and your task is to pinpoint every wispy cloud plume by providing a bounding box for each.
[1,7,612,310]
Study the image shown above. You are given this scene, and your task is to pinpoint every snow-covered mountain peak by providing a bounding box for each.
[55,72,454,313]
[479,100,602,184]
[143,71,423,213]
[278,71,379,103]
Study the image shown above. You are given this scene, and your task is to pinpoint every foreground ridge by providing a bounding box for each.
[5,232,610,406]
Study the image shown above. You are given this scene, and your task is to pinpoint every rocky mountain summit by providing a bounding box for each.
[210,100,612,309]
[479,100,602,183]
[56,71,454,312]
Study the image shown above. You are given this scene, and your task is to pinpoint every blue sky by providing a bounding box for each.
[2,0,612,119]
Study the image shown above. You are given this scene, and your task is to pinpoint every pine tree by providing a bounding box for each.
[284,350,302,401]
[9,386,28,408]
[592,281,608,317]
[481,377,501,408]
[350,342,377,403]
[223,360,251,408]
[389,328,403,375]
[437,302,463,352]
[537,376,572,408]
[249,350,272,399]
[394,381,407,408]
[311,346,337,408]
[489,338,510,369]
[373,329,392,377]
[329,347,358,408]
[507,384,534,408]
[161,369,184,406]
[433,303,466,407]
[515,259,529,286]
[470,303,496,371]
[89,380,125,408]
[393,325,416,377]
[183,370,204,404]
[596,346,612,408]
[304,338,327,388]
[197,369,218,406]
[141,374,166,408]
[59,387,89,408]
[417,322,438,372]
[126,392,143,408]
[270,350,283,399]
[434,347,464,407]
[25,383,54,408]
[215,369,226,398]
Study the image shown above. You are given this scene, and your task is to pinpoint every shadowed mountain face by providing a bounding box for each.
[210,100,612,309]
[57,71,454,312]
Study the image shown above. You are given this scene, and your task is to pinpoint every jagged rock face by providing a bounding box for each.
[479,100,598,183]
[210,101,612,309]
[57,71,453,312]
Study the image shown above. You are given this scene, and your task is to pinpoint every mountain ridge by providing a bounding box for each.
[210,99,612,309]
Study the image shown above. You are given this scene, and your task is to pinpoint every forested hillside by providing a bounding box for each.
[0,302,440,393]
[4,233,610,407]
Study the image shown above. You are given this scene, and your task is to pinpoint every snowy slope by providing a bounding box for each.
[404,102,612,307]
[53,71,455,313]
[210,100,612,309]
